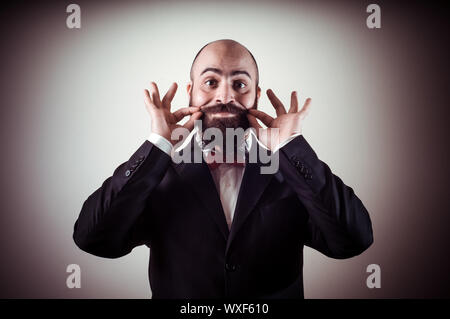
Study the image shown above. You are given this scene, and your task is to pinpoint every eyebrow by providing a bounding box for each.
[200,67,252,80]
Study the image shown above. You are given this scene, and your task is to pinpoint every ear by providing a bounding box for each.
[187,81,192,98]
[256,86,261,101]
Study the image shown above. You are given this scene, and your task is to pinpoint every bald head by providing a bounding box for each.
[190,39,259,87]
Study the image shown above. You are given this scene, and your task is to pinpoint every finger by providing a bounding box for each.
[183,111,203,131]
[173,106,201,122]
[150,82,162,108]
[162,82,178,110]
[248,109,274,127]
[247,114,262,129]
[288,91,299,113]
[267,89,287,116]
[299,98,312,119]
[144,89,156,110]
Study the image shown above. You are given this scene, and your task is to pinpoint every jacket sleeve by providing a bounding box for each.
[73,140,171,258]
[279,135,373,259]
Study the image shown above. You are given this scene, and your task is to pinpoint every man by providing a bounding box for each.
[73,39,373,298]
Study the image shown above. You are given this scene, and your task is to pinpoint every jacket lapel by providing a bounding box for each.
[172,138,229,241]
[171,133,277,249]
[226,141,275,254]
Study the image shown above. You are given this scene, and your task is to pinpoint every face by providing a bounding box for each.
[188,42,261,133]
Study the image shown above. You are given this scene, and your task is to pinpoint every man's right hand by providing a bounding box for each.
[144,82,202,145]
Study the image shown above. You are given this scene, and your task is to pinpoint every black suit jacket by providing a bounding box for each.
[73,135,373,298]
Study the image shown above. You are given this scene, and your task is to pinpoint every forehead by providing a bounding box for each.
[192,43,257,79]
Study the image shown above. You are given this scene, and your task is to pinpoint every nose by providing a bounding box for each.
[215,82,235,105]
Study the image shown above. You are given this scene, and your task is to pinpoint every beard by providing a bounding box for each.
[189,95,258,156]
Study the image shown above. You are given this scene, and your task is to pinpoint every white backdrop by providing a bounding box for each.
[2,0,441,298]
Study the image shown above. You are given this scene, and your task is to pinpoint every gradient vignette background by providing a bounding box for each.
[0,0,449,298]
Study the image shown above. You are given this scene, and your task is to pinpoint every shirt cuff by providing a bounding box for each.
[147,133,173,156]
[272,133,303,153]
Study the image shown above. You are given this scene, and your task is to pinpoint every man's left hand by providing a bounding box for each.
[247,89,312,150]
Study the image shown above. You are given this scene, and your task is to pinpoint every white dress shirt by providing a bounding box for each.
[147,127,300,230]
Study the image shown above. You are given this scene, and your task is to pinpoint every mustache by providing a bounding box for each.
[200,103,248,115]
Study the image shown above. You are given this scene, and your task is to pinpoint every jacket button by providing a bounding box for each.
[125,170,131,177]
[225,263,237,272]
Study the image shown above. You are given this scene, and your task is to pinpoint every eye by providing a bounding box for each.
[234,81,247,90]
[205,79,218,87]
